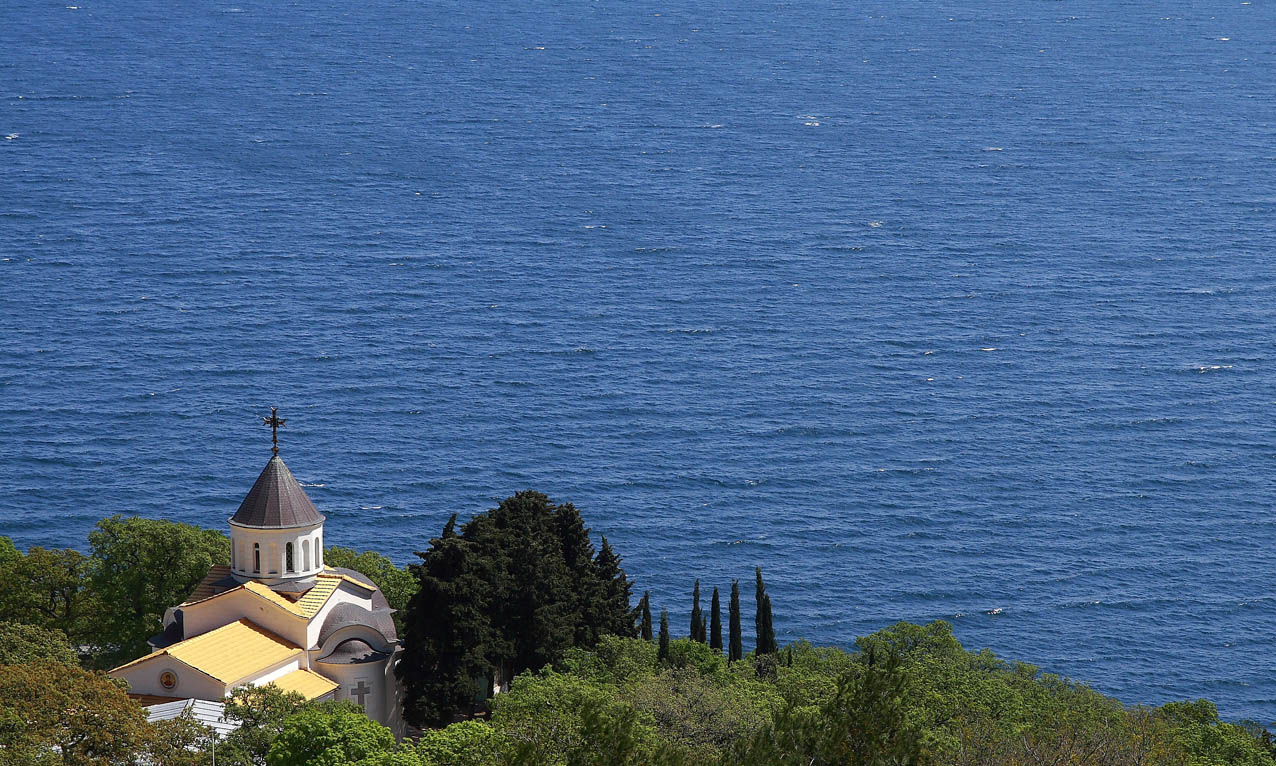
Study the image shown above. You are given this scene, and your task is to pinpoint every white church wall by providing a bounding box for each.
[181,591,308,650]
[238,656,302,688]
[114,657,226,702]
[315,659,387,727]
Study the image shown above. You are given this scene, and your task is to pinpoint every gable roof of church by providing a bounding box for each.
[112,619,302,686]
[230,455,325,529]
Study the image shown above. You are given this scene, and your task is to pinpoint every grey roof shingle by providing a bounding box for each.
[316,638,389,665]
[229,456,325,529]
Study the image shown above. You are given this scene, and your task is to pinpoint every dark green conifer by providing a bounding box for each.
[552,502,602,646]
[755,566,778,655]
[638,591,653,641]
[399,491,637,727]
[728,580,742,663]
[709,586,722,652]
[658,608,670,663]
[399,514,497,726]
[593,537,636,639]
[690,580,705,643]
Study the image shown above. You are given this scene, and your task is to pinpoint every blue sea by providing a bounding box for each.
[4,0,1276,721]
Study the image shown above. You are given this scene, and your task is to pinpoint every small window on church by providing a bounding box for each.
[253,543,261,573]
[286,542,295,572]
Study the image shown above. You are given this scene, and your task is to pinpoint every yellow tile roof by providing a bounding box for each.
[269,668,339,700]
[293,576,341,617]
[113,619,302,686]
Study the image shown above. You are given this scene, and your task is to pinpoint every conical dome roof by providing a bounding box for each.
[230,456,325,529]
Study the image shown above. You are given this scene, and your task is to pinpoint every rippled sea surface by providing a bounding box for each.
[5,0,1276,720]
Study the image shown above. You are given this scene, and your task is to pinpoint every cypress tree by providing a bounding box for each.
[754,566,778,655]
[690,580,705,643]
[709,586,722,652]
[638,591,653,641]
[399,514,497,727]
[728,580,742,663]
[658,608,670,663]
[593,537,636,638]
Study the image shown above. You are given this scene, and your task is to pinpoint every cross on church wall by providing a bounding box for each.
[351,680,371,708]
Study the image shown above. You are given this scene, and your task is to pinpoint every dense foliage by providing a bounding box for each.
[0,659,155,765]
[0,620,79,666]
[109,623,1272,766]
[0,516,230,667]
[398,491,635,726]
[2,508,1272,766]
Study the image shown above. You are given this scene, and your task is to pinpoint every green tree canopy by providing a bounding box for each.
[88,515,229,666]
[0,620,79,666]
[410,719,507,766]
[0,659,155,765]
[266,701,396,766]
[0,543,99,650]
[149,711,217,766]
[592,537,635,640]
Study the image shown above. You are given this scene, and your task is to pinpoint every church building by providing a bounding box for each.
[109,412,405,737]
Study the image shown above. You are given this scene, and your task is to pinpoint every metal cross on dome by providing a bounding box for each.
[262,407,285,456]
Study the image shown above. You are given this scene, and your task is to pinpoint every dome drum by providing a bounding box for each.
[228,454,326,585]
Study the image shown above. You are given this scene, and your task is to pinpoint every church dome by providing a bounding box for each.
[230,455,324,529]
